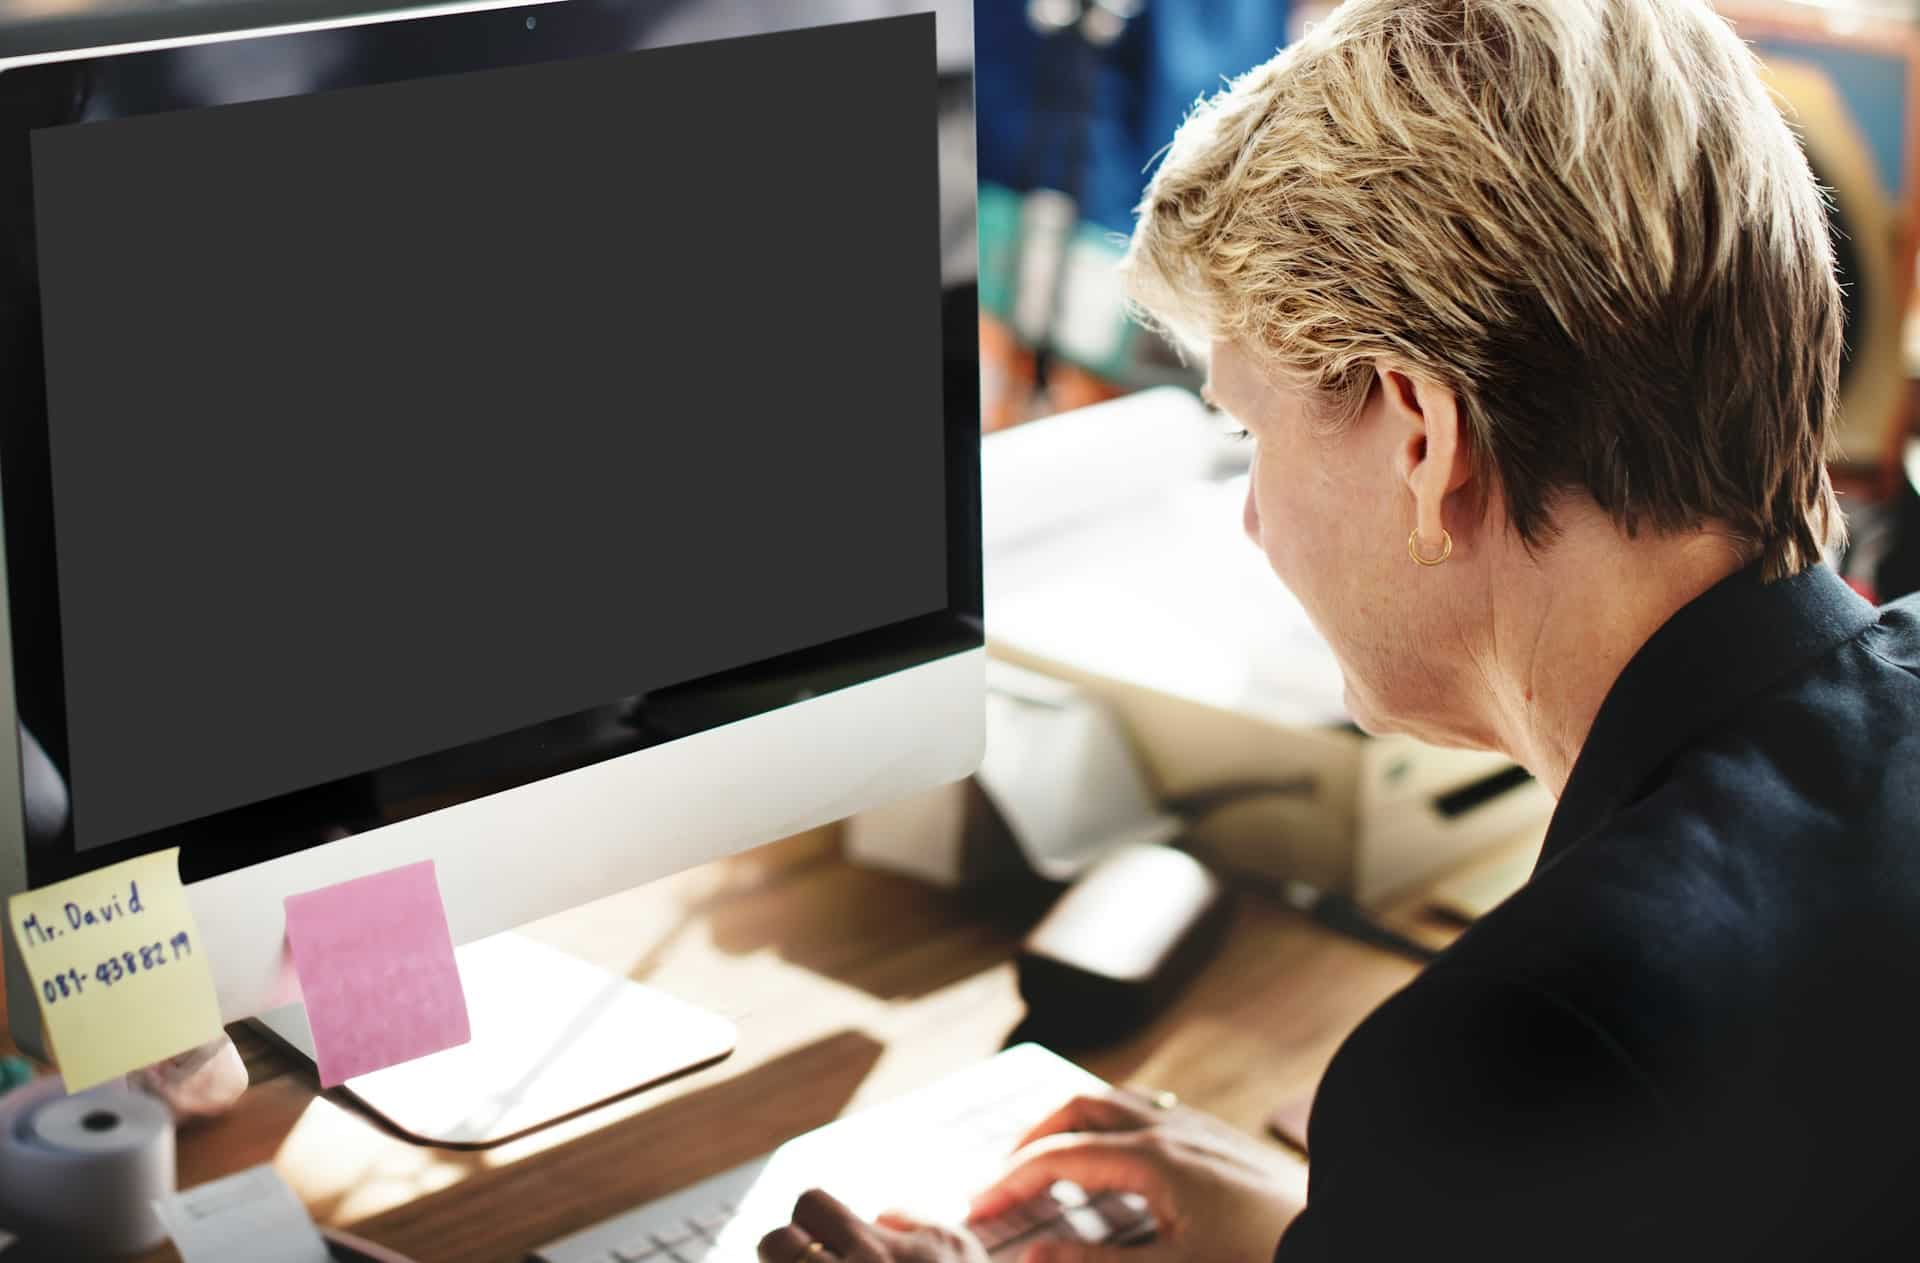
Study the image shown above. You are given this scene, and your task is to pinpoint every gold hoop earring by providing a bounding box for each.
[1408,527,1452,567]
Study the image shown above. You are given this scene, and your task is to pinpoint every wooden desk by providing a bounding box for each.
[2,827,1449,1263]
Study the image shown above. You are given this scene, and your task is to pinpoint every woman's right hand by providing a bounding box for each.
[968,1090,1306,1263]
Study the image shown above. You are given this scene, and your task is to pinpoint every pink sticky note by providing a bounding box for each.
[283,860,470,1088]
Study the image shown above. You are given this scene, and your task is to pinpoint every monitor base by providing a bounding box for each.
[252,933,736,1149]
[325,1226,421,1262]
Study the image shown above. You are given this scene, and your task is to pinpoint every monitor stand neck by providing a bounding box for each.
[251,932,734,1148]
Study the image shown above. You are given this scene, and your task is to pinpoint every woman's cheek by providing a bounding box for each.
[1243,446,1265,543]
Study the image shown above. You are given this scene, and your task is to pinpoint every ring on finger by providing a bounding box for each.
[1144,1088,1178,1111]
[799,1242,833,1262]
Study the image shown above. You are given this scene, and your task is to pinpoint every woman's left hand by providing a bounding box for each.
[758,1190,988,1263]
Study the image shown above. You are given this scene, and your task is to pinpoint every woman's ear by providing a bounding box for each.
[1382,367,1472,554]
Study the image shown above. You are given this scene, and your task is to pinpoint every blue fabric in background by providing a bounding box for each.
[975,0,1293,236]
[1749,38,1910,200]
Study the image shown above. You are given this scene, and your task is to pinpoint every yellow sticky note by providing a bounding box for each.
[7,848,223,1092]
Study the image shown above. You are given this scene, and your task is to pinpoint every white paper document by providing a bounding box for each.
[152,1165,331,1263]
[983,390,1351,728]
[988,475,1351,727]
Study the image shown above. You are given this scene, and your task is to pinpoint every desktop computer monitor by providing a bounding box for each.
[0,0,983,1093]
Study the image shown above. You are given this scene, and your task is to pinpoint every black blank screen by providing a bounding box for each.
[30,16,949,851]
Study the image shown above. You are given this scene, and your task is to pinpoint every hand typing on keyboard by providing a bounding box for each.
[759,1191,991,1263]
[757,1088,1304,1263]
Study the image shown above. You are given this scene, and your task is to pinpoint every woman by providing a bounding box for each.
[763,0,1920,1258]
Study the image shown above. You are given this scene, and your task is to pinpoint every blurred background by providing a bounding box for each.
[4,0,1919,603]
[972,0,1920,603]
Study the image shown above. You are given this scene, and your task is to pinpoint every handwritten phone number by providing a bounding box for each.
[38,931,194,1005]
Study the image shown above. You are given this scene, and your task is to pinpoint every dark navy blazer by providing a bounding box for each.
[1275,563,1920,1261]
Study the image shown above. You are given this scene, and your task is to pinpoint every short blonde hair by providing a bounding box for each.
[1124,0,1844,579]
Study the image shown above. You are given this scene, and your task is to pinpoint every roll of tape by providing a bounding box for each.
[0,1076,175,1255]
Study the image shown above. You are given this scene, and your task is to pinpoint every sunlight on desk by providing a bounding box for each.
[278,1096,471,1224]
[96,828,1424,1262]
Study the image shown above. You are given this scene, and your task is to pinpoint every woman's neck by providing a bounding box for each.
[1474,514,1754,797]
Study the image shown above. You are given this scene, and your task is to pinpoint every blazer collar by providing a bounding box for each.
[1538,562,1876,868]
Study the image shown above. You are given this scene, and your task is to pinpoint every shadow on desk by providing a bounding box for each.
[330,1029,885,1263]
[696,843,1055,1004]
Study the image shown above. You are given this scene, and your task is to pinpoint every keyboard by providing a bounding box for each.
[530,1044,1157,1263]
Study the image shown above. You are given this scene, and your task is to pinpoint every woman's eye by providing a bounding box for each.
[1228,427,1251,441]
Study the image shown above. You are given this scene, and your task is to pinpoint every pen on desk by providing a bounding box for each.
[1163,776,1456,966]
[1280,881,1444,964]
